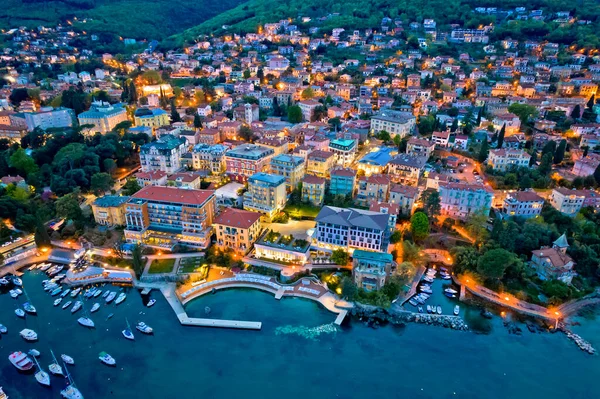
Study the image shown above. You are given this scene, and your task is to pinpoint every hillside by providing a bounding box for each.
[0,0,247,39]
[171,0,600,46]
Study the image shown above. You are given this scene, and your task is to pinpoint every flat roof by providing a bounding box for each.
[131,186,214,206]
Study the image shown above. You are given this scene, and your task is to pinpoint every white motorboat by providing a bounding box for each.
[54,298,63,306]
[146,299,156,307]
[40,263,52,271]
[15,309,25,318]
[8,351,34,371]
[61,384,84,399]
[71,301,83,314]
[136,322,153,334]
[122,328,134,340]
[115,293,126,305]
[102,291,110,299]
[77,317,95,328]
[454,305,460,316]
[0,324,6,333]
[436,306,442,315]
[426,305,432,313]
[105,292,116,303]
[98,352,115,366]
[23,302,37,314]
[20,328,38,341]
[444,288,458,294]
[423,276,434,283]
[12,277,22,286]
[70,288,81,298]
[93,290,103,298]
[62,301,73,310]
[9,290,19,299]
[408,299,418,306]
[61,289,71,298]
[51,287,63,296]
[0,278,9,285]
[28,349,40,357]
[84,288,96,299]
[61,354,75,365]
[90,303,100,313]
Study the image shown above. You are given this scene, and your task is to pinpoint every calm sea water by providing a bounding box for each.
[0,271,599,399]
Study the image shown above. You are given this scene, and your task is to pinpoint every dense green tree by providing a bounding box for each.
[56,193,83,226]
[410,212,430,241]
[571,104,581,119]
[420,189,441,219]
[131,243,145,278]
[477,248,519,280]
[312,105,328,122]
[496,124,505,149]
[507,103,538,125]
[538,153,553,175]
[34,218,51,248]
[287,105,303,123]
[390,230,402,244]
[554,139,567,164]
[121,178,142,196]
[193,113,203,129]
[170,99,181,122]
[377,130,391,142]
[594,164,600,186]
[477,139,489,163]
[9,148,38,178]
[331,249,349,266]
[90,172,114,194]
[239,126,255,142]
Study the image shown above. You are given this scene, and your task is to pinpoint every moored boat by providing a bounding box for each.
[8,351,34,371]
[77,317,95,328]
[54,298,63,306]
[93,290,103,298]
[102,291,110,299]
[454,305,460,315]
[70,288,81,298]
[27,349,40,357]
[0,324,6,334]
[22,302,37,314]
[146,299,156,307]
[105,292,116,303]
[98,352,115,366]
[15,309,25,318]
[444,288,458,294]
[136,322,153,334]
[426,305,432,313]
[61,289,71,298]
[20,329,38,341]
[61,354,74,365]
[436,306,442,315]
[62,301,73,310]
[71,301,83,314]
[51,287,62,296]
[12,277,22,287]
[61,384,84,399]
[35,368,51,386]
[90,303,100,313]
[9,290,18,299]
[115,293,126,305]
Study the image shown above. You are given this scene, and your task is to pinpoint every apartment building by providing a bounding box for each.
[328,138,357,167]
[314,206,390,252]
[133,107,169,130]
[301,175,326,206]
[124,186,216,250]
[24,107,74,131]
[225,144,274,182]
[78,101,128,134]
[91,195,130,226]
[370,110,416,138]
[355,174,391,207]
[352,250,395,291]
[549,188,589,216]
[139,134,187,174]
[306,150,335,178]
[269,154,305,191]
[329,167,357,196]
[243,173,287,220]
[438,182,494,220]
[387,154,427,186]
[213,207,262,254]
[389,184,419,215]
[298,100,320,121]
[501,190,544,219]
[191,144,227,174]
[487,148,531,171]
[407,137,435,158]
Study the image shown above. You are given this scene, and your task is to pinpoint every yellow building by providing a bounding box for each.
[92,196,130,226]
[306,150,335,178]
[213,207,262,254]
[134,107,170,130]
[77,101,128,134]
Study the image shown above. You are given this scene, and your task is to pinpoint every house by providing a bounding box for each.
[197,128,222,145]
[530,233,576,284]
[254,230,311,265]
[387,154,427,186]
[389,184,419,215]
[243,173,287,220]
[501,190,544,219]
[492,113,521,134]
[298,100,321,121]
[369,201,399,235]
[355,174,391,207]
[213,207,262,254]
[329,167,357,196]
[572,154,600,177]
[301,175,326,206]
[438,182,494,220]
[454,134,469,150]
[313,206,391,252]
[549,188,598,215]
[407,137,435,158]
[124,186,216,250]
[370,110,416,138]
[352,250,396,291]
[225,144,274,182]
[135,171,168,187]
[487,149,531,171]
[167,172,203,189]
[306,150,335,178]
[431,131,451,147]
[192,144,227,175]
[91,195,130,226]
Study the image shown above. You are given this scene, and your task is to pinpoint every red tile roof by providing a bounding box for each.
[132,186,214,205]
[214,207,261,229]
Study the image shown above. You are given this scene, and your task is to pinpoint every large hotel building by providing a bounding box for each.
[124,186,216,250]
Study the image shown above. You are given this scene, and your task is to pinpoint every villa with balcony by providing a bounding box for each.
[252,230,311,265]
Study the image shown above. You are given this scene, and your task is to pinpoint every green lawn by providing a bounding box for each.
[284,203,321,219]
[178,257,208,273]
[92,255,133,269]
[148,258,177,274]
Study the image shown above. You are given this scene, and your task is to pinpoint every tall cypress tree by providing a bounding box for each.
[170,99,181,122]
[121,82,129,103]
[193,113,202,129]
[129,81,138,103]
[497,124,506,149]
[587,94,595,110]
[478,139,489,163]
[554,139,567,164]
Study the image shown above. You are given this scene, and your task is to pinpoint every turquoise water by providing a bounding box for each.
[0,271,599,399]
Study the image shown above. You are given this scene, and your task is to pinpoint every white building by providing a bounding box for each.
[438,182,494,220]
[139,134,187,174]
[501,190,544,219]
[370,110,416,138]
[24,107,74,131]
[487,148,531,171]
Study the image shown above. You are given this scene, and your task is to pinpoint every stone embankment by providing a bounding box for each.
[561,327,596,355]
[352,303,468,331]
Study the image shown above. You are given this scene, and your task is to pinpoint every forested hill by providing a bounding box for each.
[170,0,600,47]
[0,0,247,39]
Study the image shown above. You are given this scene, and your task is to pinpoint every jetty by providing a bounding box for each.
[334,309,348,326]
[159,284,262,330]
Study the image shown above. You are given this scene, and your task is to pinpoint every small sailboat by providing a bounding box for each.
[93,290,103,298]
[102,291,110,299]
[98,352,116,366]
[136,322,153,334]
[106,313,114,320]
[454,305,460,316]
[90,303,100,313]
[71,301,83,314]
[23,302,37,314]
[444,288,458,294]
[49,350,64,376]
[77,317,95,328]
[33,357,50,387]
[20,328,38,341]
[54,297,63,306]
[61,362,83,399]
[115,293,126,305]
[105,292,116,303]
[122,319,134,340]
[436,306,442,315]
[61,289,71,298]
[0,324,7,334]
[61,354,75,365]
[147,299,156,308]
[12,277,22,286]
[15,308,25,318]
[62,301,73,310]
[70,288,81,298]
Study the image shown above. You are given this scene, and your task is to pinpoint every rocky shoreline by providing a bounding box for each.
[351,303,469,331]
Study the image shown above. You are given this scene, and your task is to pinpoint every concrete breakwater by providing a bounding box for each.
[562,328,596,355]
[352,303,469,331]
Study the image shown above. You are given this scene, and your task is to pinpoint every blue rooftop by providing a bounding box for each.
[358,147,395,166]
[353,249,394,262]
[271,154,304,166]
[249,172,286,186]
[329,138,356,150]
